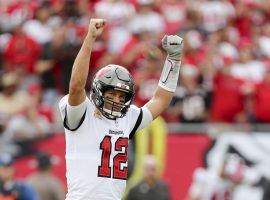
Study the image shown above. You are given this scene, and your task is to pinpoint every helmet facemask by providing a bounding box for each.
[91,77,134,120]
[102,89,132,119]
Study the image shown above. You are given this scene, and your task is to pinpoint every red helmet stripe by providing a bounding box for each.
[95,68,111,79]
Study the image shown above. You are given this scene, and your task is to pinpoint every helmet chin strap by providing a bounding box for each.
[103,107,122,118]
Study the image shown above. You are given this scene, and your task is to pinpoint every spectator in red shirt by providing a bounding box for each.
[253,70,270,123]
[4,25,40,73]
[234,1,253,39]
[133,46,165,107]
[211,65,246,123]
[118,30,160,73]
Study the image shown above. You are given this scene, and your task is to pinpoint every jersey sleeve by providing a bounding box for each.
[128,105,153,139]
[58,95,92,131]
[58,95,69,121]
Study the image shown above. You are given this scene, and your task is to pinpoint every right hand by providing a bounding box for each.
[88,18,106,39]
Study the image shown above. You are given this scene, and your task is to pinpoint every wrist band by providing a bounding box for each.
[158,58,181,92]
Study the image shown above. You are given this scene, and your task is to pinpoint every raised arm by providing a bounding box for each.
[68,18,105,106]
[145,35,183,119]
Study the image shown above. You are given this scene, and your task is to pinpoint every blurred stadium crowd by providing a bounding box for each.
[0,0,270,132]
[0,0,270,199]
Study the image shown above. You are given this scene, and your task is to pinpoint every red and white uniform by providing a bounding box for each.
[59,95,151,200]
[188,168,233,200]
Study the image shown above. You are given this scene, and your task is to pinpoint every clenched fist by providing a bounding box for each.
[162,35,184,62]
[88,18,106,39]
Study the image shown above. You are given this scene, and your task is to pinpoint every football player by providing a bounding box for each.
[59,18,183,200]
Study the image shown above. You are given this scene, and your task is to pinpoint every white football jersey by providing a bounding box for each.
[59,95,144,200]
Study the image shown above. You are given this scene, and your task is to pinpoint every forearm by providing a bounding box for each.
[147,58,181,119]
[146,58,181,119]
[145,86,174,119]
[69,34,95,94]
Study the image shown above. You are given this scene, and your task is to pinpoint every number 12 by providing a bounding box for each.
[98,136,128,180]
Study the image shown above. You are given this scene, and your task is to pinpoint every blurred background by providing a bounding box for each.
[0,0,270,200]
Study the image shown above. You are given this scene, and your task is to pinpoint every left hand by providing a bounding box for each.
[162,35,184,62]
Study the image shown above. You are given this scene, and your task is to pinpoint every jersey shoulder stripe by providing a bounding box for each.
[129,108,143,139]
[58,95,94,132]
